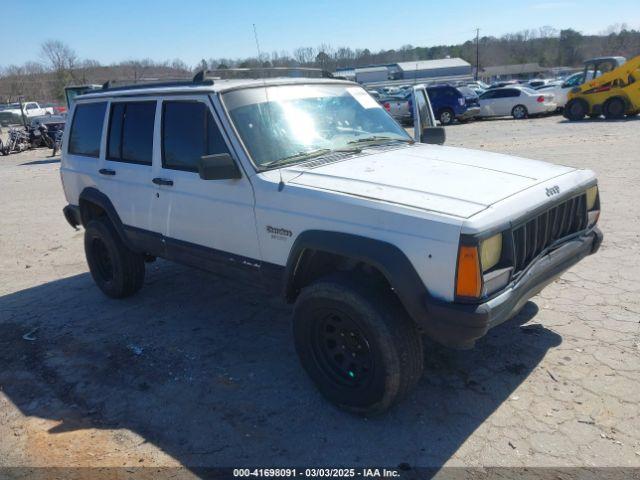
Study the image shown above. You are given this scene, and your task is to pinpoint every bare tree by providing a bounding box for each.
[40,40,78,100]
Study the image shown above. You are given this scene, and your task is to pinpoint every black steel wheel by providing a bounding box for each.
[293,273,423,415]
[84,217,145,298]
[310,308,375,389]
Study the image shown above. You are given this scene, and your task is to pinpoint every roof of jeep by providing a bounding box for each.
[76,77,356,100]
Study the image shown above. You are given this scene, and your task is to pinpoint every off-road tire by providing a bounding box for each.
[84,218,145,298]
[603,97,626,120]
[511,104,528,119]
[564,98,588,121]
[293,273,423,415]
[438,108,454,125]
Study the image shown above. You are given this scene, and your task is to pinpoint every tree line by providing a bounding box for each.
[1,25,639,103]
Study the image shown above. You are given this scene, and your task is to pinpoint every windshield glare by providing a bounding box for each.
[223,84,411,169]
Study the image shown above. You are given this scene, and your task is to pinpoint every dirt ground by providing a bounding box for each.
[0,115,639,475]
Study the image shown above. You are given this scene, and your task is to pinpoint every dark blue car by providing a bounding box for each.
[426,85,481,125]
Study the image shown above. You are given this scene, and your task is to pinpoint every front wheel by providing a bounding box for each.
[511,104,528,119]
[564,98,588,121]
[84,218,145,298]
[293,274,424,415]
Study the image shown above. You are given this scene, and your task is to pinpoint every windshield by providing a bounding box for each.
[223,84,412,169]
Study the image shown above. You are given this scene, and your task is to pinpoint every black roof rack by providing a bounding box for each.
[97,67,333,94]
[193,67,333,81]
[101,77,214,92]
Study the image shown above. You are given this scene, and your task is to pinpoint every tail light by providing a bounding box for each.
[383,102,390,111]
[537,96,545,103]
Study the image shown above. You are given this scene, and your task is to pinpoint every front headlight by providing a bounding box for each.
[586,185,598,211]
[480,233,502,272]
[586,185,600,226]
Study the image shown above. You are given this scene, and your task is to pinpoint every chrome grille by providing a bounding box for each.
[512,193,588,273]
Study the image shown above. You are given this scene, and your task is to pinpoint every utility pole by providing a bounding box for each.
[475,28,480,81]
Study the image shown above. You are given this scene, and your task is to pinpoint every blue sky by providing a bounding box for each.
[1,0,639,68]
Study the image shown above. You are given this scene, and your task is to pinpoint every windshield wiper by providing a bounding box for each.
[347,136,414,146]
[261,146,365,169]
[262,148,332,168]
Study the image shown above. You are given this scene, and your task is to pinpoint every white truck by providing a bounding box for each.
[0,101,53,126]
[60,72,602,415]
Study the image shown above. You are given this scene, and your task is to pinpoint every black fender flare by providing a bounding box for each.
[283,230,428,326]
[79,187,137,251]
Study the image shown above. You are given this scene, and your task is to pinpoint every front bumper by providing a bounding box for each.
[421,227,603,349]
[63,204,81,229]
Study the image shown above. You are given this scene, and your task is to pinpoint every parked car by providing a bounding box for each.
[0,101,54,126]
[478,86,557,119]
[60,73,601,414]
[426,85,480,125]
[380,94,413,124]
[487,80,520,89]
[465,84,487,96]
[465,80,490,91]
[525,79,556,90]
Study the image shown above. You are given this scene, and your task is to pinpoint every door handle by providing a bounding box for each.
[99,168,116,176]
[152,177,174,186]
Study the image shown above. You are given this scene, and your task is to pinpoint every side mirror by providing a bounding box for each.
[420,127,446,145]
[198,153,242,180]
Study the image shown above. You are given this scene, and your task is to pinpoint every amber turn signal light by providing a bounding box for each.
[456,245,482,298]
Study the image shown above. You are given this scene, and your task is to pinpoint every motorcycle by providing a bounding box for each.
[1,127,30,155]
[27,123,54,149]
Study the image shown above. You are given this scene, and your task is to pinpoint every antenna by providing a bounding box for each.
[253,23,284,191]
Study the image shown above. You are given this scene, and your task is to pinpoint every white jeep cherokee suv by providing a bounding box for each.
[60,72,602,414]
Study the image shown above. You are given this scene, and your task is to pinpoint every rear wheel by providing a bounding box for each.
[511,104,528,119]
[603,97,626,120]
[84,218,145,298]
[293,273,424,415]
[438,109,454,125]
[564,98,589,121]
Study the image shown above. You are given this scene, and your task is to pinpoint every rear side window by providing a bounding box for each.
[107,101,156,165]
[68,102,107,157]
[499,89,520,98]
[162,101,230,172]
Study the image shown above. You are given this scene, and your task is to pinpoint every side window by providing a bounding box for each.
[480,90,495,100]
[107,101,155,164]
[505,89,521,98]
[68,102,107,157]
[162,101,230,172]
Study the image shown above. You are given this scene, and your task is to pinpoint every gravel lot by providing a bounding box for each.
[0,115,639,475]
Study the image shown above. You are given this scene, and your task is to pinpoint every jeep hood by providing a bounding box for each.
[285,144,574,218]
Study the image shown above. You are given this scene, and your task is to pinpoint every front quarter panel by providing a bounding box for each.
[252,171,463,302]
